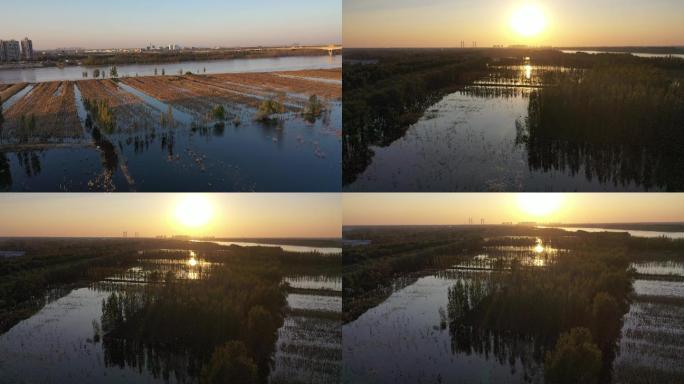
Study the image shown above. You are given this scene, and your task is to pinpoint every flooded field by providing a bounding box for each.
[272,274,342,384]
[0,64,341,191]
[0,251,342,383]
[342,225,684,384]
[343,238,559,383]
[343,272,544,383]
[614,265,684,383]
[345,63,656,191]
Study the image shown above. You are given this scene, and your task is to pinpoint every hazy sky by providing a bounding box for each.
[344,194,684,225]
[344,0,684,47]
[0,194,341,238]
[2,0,342,50]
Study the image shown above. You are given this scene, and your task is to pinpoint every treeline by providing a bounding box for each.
[343,50,490,184]
[0,240,143,332]
[76,49,331,66]
[100,263,287,384]
[343,227,484,322]
[448,248,634,383]
[520,63,684,190]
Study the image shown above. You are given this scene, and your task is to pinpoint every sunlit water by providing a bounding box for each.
[543,226,684,239]
[0,55,342,83]
[210,241,342,255]
[560,50,684,60]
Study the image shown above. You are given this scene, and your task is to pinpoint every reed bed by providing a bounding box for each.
[2,81,82,143]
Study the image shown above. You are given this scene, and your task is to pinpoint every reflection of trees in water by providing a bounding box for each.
[449,325,545,382]
[99,266,286,383]
[342,55,489,185]
[0,152,12,189]
[445,250,633,383]
[10,151,43,178]
[460,86,532,99]
[518,64,684,190]
[103,336,197,383]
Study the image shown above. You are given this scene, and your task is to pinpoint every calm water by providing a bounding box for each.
[560,50,684,59]
[545,226,684,239]
[0,287,181,384]
[0,256,342,383]
[343,273,543,383]
[210,241,342,255]
[0,94,341,192]
[0,55,342,84]
[346,82,644,191]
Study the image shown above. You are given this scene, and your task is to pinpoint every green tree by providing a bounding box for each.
[246,305,276,359]
[591,292,622,350]
[161,68,165,76]
[93,69,100,78]
[212,105,226,121]
[110,66,119,78]
[154,68,158,76]
[200,341,257,384]
[303,94,324,121]
[545,327,602,384]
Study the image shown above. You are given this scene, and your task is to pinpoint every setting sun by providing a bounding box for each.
[516,194,564,218]
[510,4,546,38]
[175,195,213,229]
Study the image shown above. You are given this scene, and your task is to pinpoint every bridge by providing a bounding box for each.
[277,45,343,56]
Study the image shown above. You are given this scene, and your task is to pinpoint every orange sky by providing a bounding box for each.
[344,0,684,48]
[0,194,341,238]
[343,194,684,225]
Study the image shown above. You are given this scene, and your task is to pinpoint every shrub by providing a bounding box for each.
[545,327,602,384]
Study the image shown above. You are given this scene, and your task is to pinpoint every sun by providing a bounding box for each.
[175,195,213,229]
[511,4,546,37]
[517,194,564,219]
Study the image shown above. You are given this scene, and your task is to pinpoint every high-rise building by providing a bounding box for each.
[0,40,21,62]
[21,37,33,60]
[0,40,5,61]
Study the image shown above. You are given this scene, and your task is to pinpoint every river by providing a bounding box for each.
[0,55,341,84]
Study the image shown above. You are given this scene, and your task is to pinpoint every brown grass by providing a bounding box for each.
[210,71,341,100]
[78,79,156,132]
[0,83,28,103]
[2,81,82,142]
[121,70,341,120]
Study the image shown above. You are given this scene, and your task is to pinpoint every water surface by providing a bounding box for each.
[0,55,342,84]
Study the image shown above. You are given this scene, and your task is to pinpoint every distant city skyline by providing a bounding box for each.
[344,0,684,48]
[2,0,342,50]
